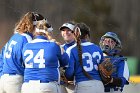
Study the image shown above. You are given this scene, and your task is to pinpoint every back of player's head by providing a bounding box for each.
[35,19,54,40]
[75,23,90,39]
[15,12,44,34]
[35,19,53,33]
[32,12,45,26]
[99,32,122,55]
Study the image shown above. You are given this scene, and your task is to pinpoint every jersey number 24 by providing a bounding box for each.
[24,49,45,68]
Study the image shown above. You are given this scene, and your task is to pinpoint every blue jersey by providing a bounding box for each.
[0,50,2,77]
[0,46,5,77]
[60,41,75,84]
[65,41,104,83]
[22,36,69,83]
[104,56,129,91]
[2,33,33,76]
[61,41,75,66]
[61,41,75,51]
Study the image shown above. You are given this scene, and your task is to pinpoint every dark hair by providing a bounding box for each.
[76,23,90,39]
[32,12,44,21]
[74,22,92,79]
[67,21,76,25]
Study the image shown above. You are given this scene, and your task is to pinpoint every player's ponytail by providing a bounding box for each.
[74,23,92,79]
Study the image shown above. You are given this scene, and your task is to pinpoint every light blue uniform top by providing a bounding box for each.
[61,41,75,51]
[2,32,33,76]
[65,41,104,83]
[22,36,69,83]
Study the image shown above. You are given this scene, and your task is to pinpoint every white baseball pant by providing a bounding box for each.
[105,88,121,93]
[60,83,75,93]
[74,80,104,93]
[0,74,23,93]
[21,80,61,93]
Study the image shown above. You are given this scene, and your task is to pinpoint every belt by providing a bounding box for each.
[25,80,59,84]
[4,73,17,76]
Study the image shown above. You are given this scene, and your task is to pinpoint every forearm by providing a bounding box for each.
[60,53,69,67]
[65,67,74,81]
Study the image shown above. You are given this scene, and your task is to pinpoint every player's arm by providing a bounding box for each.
[17,36,31,68]
[60,52,69,67]
[64,50,75,81]
[57,44,69,67]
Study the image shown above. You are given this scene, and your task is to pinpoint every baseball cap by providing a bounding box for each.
[59,23,75,31]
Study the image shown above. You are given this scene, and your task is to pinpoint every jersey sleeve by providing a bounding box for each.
[16,35,32,68]
[64,49,75,80]
[57,45,69,67]
[117,60,130,86]
[0,46,5,74]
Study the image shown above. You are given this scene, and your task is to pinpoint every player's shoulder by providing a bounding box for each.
[81,42,94,46]
[117,55,127,61]
[9,33,20,40]
[66,43,77,51]
[9,33,32,43]
[65,43,77,56]
[66,42,100,53]
[7,33,21,44]
[109,55,127,63]
[30,38,59,47]
[81,42,100,48]
[21,33,33,43]
[83,42,102,53]
[61,43,65,47]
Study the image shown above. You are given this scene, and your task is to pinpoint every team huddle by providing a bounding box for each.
[0,12,129,93]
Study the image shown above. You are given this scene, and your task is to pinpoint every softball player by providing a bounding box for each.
[0,12,44,93]
[21,19,69,93]
[65,23,104,93]
[60,22,76,50]
[99,32,129,93]
[59,22,76,93]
